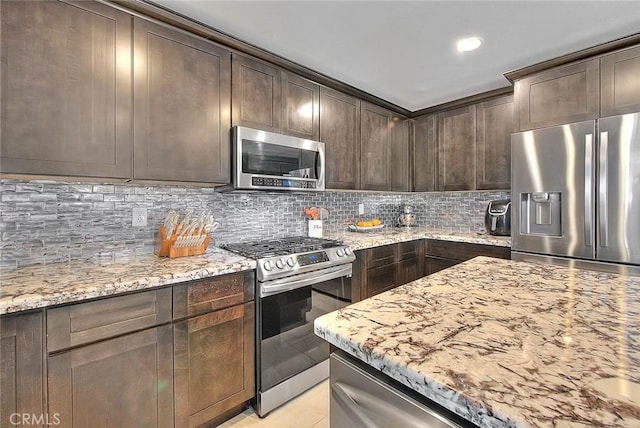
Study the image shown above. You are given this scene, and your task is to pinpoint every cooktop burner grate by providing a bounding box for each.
[223,236,343,259]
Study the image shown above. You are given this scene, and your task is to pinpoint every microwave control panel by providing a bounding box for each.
[252,177,316,189]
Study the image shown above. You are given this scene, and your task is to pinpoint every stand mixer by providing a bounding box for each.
[397,204,416,227]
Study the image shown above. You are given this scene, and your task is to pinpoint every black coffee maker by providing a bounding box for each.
[484,200,511,236]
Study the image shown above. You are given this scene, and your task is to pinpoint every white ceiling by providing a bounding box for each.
[151,0,640,111]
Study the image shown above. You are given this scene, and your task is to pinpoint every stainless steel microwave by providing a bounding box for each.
[232,126,325,191]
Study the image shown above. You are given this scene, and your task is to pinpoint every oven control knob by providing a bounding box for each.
[345,247,352,256]
[286,257,295,267]
[275,259,285,269]
[336,248,345,257]
[263,260,273,271]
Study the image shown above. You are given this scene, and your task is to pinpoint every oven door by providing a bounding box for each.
[258,264,351,393]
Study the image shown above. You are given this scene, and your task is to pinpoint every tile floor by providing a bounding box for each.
[218,380,329,428]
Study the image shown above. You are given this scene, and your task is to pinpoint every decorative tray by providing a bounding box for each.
[347,224,385,232]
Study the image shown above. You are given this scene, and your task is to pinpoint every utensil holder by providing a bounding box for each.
[154,225,211,258]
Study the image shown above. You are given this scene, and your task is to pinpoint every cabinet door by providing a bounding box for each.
[1,312,43,428]
[476,95,514,190]
[0,0,132,178]
[232,54,282,132]
[282,72,319,140]
[319,88,361,189]
[390,117,410,192]
[365,264,396,298]
[424,256,459,276]
[134,18,231,183]
[361,102,392,191]
[515,58,599,131]
[47,325,173,428]
[413,114,437,192]
[437,105,476,191]
[174,302,254,428]
[396,258,423,286]
[601,45,640,116]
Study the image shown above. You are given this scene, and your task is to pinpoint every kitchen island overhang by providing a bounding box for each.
[314,256,640,427]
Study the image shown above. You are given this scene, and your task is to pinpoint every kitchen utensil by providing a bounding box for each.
[155,209,214,258]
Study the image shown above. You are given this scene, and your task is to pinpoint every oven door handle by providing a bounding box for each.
[260,264,352,297]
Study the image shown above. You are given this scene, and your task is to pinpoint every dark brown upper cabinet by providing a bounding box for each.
[390,117,410,192]
[515,58,600,131]
[600,45,640,117]
[360,102,393,191]
[476,95,514,190]
[437,105,476,191]
[412,114,437,192]
[232,54,320,141]
[281,72,320,140]
[319,88,361,189]
[133,18,231,183]
[0,0,132,178]
[232,54,282,133]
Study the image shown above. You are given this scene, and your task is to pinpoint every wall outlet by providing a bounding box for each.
[132,207,148,227]
[358,203,365,215]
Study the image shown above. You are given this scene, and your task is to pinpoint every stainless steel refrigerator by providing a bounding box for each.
[511,112,640,276]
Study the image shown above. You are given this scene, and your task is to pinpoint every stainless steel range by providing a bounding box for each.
[223,236,355,417]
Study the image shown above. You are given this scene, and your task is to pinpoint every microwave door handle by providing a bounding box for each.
[316,145,325,187]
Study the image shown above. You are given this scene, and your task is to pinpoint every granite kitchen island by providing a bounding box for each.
[314,256,640,427]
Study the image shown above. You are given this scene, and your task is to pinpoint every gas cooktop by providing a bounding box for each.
[223,236,344,259]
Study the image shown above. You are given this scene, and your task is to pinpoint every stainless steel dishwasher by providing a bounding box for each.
[330,351,476,428]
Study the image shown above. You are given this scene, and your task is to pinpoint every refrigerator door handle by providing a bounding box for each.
[599,131,609,248]
[584,134,593,247]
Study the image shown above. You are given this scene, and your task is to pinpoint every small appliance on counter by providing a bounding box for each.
[484,200,511,236]
[396,204,416,227]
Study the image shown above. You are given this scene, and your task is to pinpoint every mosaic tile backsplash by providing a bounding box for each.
[0,178,508,269]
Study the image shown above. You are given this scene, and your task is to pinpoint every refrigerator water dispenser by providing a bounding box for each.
[520,192,561,236]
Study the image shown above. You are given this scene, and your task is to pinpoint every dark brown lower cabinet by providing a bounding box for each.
[174,301,255,428]
[424,256,460,276]
[47,325,174,428]
[356,240,425,300]
[424,239,511,276]
[395,241,425,286]
[0,311,43,428]
[366,264,396,297]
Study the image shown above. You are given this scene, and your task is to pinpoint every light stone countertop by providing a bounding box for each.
[0,228,507,316]
[0,247,256,315]
[325,227,511,250]
[314,256,640,427]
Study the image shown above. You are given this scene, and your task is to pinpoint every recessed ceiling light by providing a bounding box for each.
[456,37,482,53]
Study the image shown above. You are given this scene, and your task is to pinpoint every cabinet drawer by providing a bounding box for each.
[366,245,395,269]
[47,288,172,353]
[424,239,510,262]
[397,240,422,261]
[173,271,255,319]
